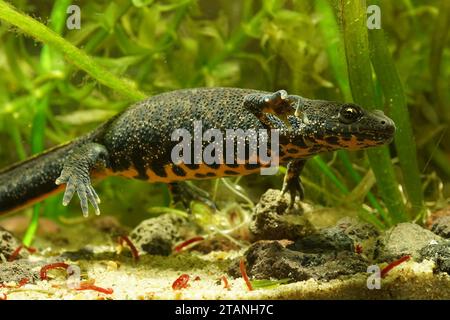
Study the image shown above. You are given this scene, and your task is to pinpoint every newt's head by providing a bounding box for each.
[289,99,396,151]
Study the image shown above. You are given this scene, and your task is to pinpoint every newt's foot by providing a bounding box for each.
[280,174,305,209]
[279,160,306,209]
[55,143,109,217]
[56,170,100,217]
[169,182,217,212]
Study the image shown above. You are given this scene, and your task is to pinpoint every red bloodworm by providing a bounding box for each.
[0,278,29,289]
[77,283,114,295]
[8,245,38,262]
[221,276,231,289]
[381,255,411,278]
[25,246,37,254]
[0,293,7,300]
[118,235,140,261]
[173,236,205,252]
[172,274,190,290]
[40,262,70,280]
[7,245,23,262]
[17,278,29,288]
[239,259,253,291]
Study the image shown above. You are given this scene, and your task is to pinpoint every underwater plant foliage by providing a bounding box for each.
[0,0,448,234]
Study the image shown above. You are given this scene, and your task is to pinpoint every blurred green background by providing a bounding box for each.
[0,0,448,235]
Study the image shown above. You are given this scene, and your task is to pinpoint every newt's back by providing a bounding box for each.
[99,87,267,178]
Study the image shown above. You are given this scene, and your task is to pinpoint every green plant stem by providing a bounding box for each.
[426,143,450,179]
[22,0,70,246]
[339,151,390,225]
[316,0,387,227]
[368,0,425,218]
[8,119,27,160]
[0,0,146,101]
[339,0,408,223]
[430,0,450,121]
[315,0,352,101]
[23,96,50,246]
[311,157,349,194]
[22,204,40,247]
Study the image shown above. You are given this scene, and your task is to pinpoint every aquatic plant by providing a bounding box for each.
[0,0,447,243]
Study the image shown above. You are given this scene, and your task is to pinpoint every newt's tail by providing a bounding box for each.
[0,142,77,215]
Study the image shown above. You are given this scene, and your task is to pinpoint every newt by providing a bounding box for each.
[0,87,395,216]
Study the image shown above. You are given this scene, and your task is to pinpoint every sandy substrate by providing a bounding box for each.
[2,201,450,300]
[2,249,450,300]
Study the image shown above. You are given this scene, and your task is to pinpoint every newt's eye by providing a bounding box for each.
[339,105,362,124]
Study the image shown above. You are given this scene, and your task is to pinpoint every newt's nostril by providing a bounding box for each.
[381,120,386,125]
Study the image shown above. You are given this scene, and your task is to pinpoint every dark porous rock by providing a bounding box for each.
[336,217,380,242]
[0,227,27,261]
[0,260,40,283]
[430,216,450,239]
[290,225,354,253]
[288,217,379,254]
[375,223,443,261]
[192,237,241,254]
[420,242,450,275]
[130,213,188,256]
[228,240,368,282]
[249,189,315,241]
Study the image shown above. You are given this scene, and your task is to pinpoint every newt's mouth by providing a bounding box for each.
[356,129,395,145]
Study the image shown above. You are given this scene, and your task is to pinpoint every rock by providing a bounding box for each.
[420,242,450,275]
[0,260,40,283]
[289,218,379,255]
[130,214,188,256]
[290,225,354,253]
[0,227,27,261]
[249,189,314,241]
[192,237,240,253]
[430,216,450,239]
[228,240,367,281]
[425,206,450,229]
[375,223,443,261]
[336,217,380,242]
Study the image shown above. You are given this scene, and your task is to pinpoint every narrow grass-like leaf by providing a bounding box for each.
[339,0,408,223]
[316,0,387,227]
[368,0,425,218]
[429,0,450,120]
[311,157,349,194]
[23,96,49,246]
[250,278,290,290]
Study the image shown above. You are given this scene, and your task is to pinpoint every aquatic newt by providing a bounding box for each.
[0,88,395,216]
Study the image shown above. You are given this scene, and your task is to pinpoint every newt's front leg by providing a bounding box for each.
[281,159,306,208]
[244,90,307,209]
[55,143,109,217]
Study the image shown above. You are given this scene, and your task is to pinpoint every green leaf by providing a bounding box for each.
[250,278,291,290]
[56,109,117,125]
[132,0,154,8]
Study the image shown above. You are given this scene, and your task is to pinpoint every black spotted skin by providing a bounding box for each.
[97,88,264,181]
[0,87,396,215]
